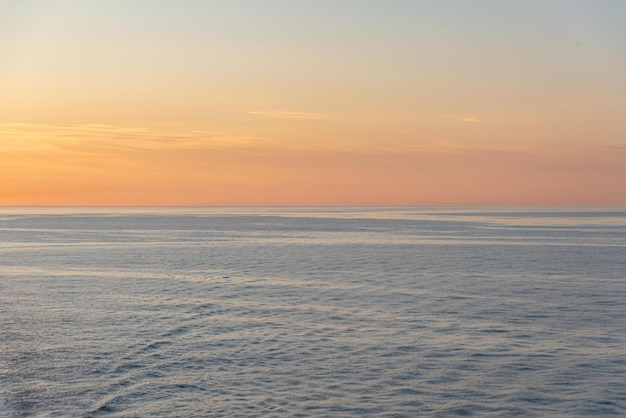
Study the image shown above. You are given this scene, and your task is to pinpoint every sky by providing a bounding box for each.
[1,0,626,206]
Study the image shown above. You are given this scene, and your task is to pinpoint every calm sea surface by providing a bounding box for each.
[1,207,625,417]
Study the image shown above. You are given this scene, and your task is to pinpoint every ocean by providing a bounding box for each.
[1,207,625,417]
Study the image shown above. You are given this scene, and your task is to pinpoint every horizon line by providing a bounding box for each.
[1,204,625,208]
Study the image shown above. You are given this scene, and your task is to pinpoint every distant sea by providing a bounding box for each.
[1,207,625,417]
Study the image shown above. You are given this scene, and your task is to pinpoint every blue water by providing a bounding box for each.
[1,207,625,417]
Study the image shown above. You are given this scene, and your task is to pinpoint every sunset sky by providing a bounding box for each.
[2,0,625,205]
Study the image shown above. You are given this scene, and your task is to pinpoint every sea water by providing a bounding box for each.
[1,207,625,417]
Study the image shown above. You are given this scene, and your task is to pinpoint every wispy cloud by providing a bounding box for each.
[420,114,484,123]
[0,123,265,154]
[248,111,328,119]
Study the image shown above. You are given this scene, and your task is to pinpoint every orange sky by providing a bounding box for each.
[2,1,626,205]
